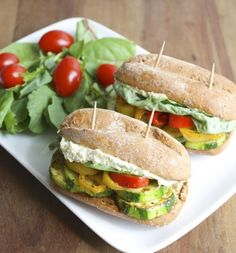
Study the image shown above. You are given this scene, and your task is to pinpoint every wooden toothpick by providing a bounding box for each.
[209,63,215,89]
[154,40,166,68]
[145,108,155,139]
[91,101,97,130]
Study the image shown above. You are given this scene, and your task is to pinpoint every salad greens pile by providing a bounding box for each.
[0,19,135,134]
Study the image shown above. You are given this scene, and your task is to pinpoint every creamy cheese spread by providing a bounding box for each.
[60,137,177,186]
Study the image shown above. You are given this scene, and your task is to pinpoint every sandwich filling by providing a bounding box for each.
[114,81,236,150]
[49,138,187,221]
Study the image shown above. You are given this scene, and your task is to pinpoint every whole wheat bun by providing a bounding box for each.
[60,108,191,181]
[51,151,188,227]
[115,54,236,121]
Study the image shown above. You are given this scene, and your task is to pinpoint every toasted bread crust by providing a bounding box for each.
[53,182,187,227]
[60,108,191,181]
[115,54,236,121]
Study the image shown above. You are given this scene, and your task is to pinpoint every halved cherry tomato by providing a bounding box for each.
[0,53,19,71]
[0,64,26,88]
[39,30,74,54]
[53,56,82,97]
[168,114,194,128]
[96,63,117,88]
[147,111,169,127]
[109,172,149,188]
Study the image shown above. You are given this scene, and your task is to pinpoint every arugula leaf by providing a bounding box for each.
[0,88,4,96]
[12,97,28,123]
[0,43,41,68]
[22,65,45,82]
[63,71,91,112]
[27,86,55,133]
[82,38,135,76]
[47,96,67,128]
[105,85,117,110]
[0,85,21,93]
[3,97,30,134]
[43,51,67,72]
[19,70,52,97]
[76,19,97,43]
[4,111,18,134]
[85,83,108,108]
[48,135,61,150]
[0,91,14,127]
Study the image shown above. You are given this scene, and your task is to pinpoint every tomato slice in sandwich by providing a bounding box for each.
[109,172,149,188]
[168,114,194,128]
[147,111,169,127]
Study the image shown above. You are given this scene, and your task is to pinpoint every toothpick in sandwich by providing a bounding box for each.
[209,63,215,89]
[145,108,155,139]
[154,40,166,68]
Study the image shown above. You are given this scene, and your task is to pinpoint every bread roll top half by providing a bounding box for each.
[60,108,191,181]
[115,54,236,121]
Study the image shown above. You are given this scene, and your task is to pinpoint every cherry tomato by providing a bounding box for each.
[0,64,26,88]
[168,114,194,128]
[96,63,117,88]
[53,56,82,97]
[109,172,149,188]
[147,111,169,127]
[0,53,19,71]
[39,30,74,54]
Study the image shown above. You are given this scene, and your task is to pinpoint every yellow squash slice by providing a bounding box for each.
[65,160,99,175]
[179,128,226,142]
[116,96,135,117]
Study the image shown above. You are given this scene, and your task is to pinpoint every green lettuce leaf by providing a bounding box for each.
[7,97,29,133]
[76,19,97,43]
[84,83,117,109]
[114,81,236,134]
[0,91,14,127]
[12,97,28,123]
[47,96,67,128]
[27,86,55,133]
[0,43,41,68]
[42,51,67,73]
[82,38,135,76]
[19,69,52,97]
[85,82,107,108]
[63,71,92,113]
[68,41,84,58]
[4,111,18,134]
[105,85,117,110]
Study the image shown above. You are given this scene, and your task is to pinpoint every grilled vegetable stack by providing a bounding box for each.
[49,108,190,226]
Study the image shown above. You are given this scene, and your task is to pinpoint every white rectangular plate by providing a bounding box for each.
[1,18,236,253]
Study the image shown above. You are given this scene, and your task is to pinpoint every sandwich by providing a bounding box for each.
[114,54,236,154]
[49,108,190,226]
